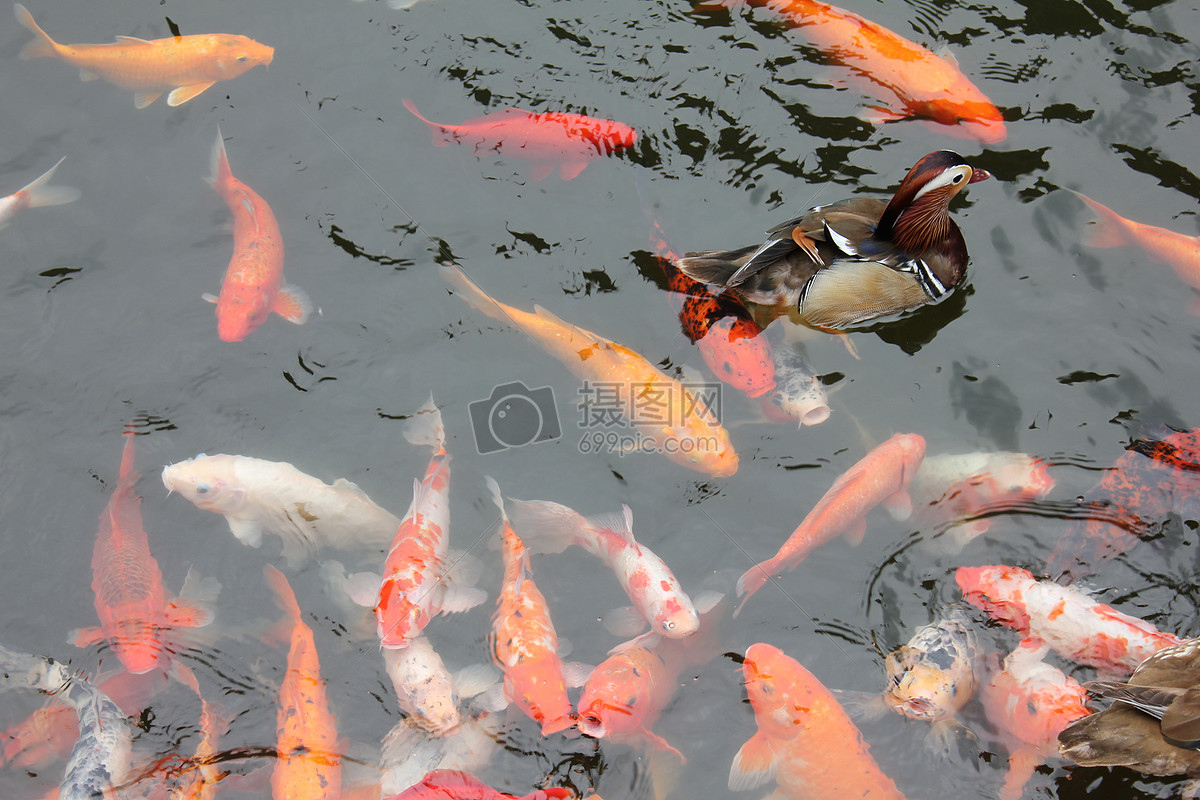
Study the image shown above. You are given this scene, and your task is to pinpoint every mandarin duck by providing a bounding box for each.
[1059,638,1200,792]
[675,151,990,329]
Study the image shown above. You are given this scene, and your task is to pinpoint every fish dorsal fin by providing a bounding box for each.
[585,506,636,546]
[113,35,155,45]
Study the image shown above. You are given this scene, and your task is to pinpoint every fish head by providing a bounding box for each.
[654,596,700,638]
[211,35,275,77]
[216,287,273,342]
[668,420,739,477]
[743,643,830,736]
[955,565,1032,630]
[162,457,246,514]
[577,652,657,739]
[983,640,1090,747]
[883,647,967,721]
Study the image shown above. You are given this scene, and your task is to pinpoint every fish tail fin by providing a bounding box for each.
[440,264,509,323]
[505,497,589,554]
[207,127,233,190]
[400,98,449,146]
[117,427,138,484]
[14,4,59,60]
[402,393,445,451]
[15,157,80,209]
[999,749,1040,800]
[263,564,302,625]
[733,561,775,617]
[1071,190,1131,249]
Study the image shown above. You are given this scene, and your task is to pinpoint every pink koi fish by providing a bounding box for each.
[956,565,1183,674]
[737,433,926,611]
[73,431,218,675]
[385,770,573,800]
[205,129,310,342]
[981,638,1090,800]
[402,98,636,181]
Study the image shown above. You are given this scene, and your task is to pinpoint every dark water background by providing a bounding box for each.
[2,0,1199,797]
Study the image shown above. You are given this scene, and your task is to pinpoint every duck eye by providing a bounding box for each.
[952,174,964,183]
[195,483,210,494]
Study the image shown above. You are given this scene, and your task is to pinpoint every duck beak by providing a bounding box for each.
[969,167,992,184]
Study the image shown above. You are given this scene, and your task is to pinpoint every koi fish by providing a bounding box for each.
[380,714,501,797]
[576,592,725,760]
[736,433,926,610]
[908,451,1055,552]
[648,220,776,399]
[0,644,133,800]
[486,477,575,736]
[382,634,497,737]
[981,638,1090,800]
[402,98,636,181]
[168,663,228,800]
[162,453,402,568]
[14,3,272,109]
[732,642,907,799]
[205,129,311,342]
[73,431,219,675]
[357,396,485,649]
[386,770,573,800]
[758,342,830,428]
[503,495,701,640]
[882,606,982,753]
[442,265,738,477]
[1073,191,1200,308]
[704,0,1005,143]
[1047,426,1200,580]
[956,565,1184,674]
[0,156,80,229]
[264,564,342,800]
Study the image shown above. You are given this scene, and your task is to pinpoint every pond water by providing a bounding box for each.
[2,0,1199,798]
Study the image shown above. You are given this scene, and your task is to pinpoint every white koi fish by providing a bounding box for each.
[162,453,401,567]
[382,634,497,737]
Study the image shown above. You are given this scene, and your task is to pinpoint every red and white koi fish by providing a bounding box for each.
[487,478,575,736]
[1073,191,1200,309]
[162,453,401,568]
[356,397,485,649]
[402,98,636,181]
[703,0,1005,143]
[73,431,219,675]
[981,638,1090,800]
[736,433,926,610]
[0,156,80,229]
[956,565,1184,674]
[732,642,907,799]
[576,592,724,760]
[385,770,573,800]
[909,451,1054,552]
[205,129,310,342]
[648,219,777,400]
[504,495,700,640]
[443,265,738,477]
[264,564,342,800]
[14,4,272,108]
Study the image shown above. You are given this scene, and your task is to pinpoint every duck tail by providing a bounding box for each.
[674,245,759,288]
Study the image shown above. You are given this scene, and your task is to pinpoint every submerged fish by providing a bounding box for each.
[380,714,501,797]
[0,156,80,229]
[162,453,401,568]
[704,0,1005,143]
[733,642,907,799]
[14,3,272,108]
[205,129,311,342]
[443,265,738,477]
[758,342,830,428]
[981,638,1090,800]
[956,564,1183,674]
[403,98,637,181]
[381,633,497,738]
[388,770,574,800]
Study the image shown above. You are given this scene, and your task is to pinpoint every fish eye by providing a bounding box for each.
[195,483,210,494]
[236,55,248,62]
[663,620,675,630]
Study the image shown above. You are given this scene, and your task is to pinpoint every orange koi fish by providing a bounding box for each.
[0,156,80,229]
[956,565,1184,675]
[387,770,573,800]
[264,564,342,800]
[576,592,724,759]
[14,4,272,109]
[981,638,1090,800]
[486,478,575,736]
[205,129,311,342]
[365,397,485,649]
[736,433,925,610]
[733,643,907,799]
[707,0,1005,143]
[1073,191,1200,307]
[648,220,776,400]
[73,431,218,675]
[402,99,636,181]
[442,265,738,477]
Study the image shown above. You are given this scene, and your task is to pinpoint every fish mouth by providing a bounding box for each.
[575,712,607,738]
